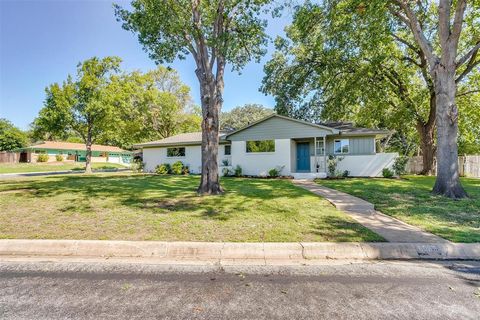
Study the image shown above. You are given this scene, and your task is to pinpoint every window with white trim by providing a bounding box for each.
[315,140,325,154]
[334,139,349,154]
[167,147,186,157]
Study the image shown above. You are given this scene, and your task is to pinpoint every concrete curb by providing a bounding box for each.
[0,240,478,264]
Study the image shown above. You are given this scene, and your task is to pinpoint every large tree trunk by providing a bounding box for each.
[432,67,467,198]
[190,0,226,195]
[196,71,223,195]
[417,121,436,175]
[391,0,469,198]
[85,131,93,174]
[416,91,436,175]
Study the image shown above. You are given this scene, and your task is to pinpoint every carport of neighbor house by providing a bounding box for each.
[15,141,132,164]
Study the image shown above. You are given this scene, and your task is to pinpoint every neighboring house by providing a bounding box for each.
[18,141,132,165]
[135,114,397,179]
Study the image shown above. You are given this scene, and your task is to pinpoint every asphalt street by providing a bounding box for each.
[1,260,479,319]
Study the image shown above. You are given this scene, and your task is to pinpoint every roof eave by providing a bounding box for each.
[225,114,339,139]
[333,131,391,138]
[134,140,230,148]
[22,145,128,153]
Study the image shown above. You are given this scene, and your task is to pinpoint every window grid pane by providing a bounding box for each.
[316,140,325,154]
[334,140,342,153]
[167,147,186,157]
[334,139,349,154]
[246,140,275,153]
[224,145,231,155]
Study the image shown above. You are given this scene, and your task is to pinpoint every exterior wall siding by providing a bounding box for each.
[227,117,332,141]
[143,144,231,174]
[290,140,297,173]
[336,153,398,177]
[141,131,388,177]
[231,139,291,176]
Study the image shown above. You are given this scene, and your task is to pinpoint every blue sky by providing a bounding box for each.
[0,0,291,130]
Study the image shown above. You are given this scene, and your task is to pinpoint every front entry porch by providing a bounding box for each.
[291,137,327,180]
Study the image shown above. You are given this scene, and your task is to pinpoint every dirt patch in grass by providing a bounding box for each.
[0,188,35,195]
[144,198,200,212]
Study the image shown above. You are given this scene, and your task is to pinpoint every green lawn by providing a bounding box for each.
[0,174,383,242]
[317,176,480,243]
[0,162,127,174]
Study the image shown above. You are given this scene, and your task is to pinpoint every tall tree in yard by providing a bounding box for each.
[264,1,479,198]
[33,57,121,173]
[387,0,479,198]
[115,0,272,195]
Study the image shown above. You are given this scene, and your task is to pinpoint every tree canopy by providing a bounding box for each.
[33,56,122,172]
[103,66,201,149]
[114,0,271,70]
[0,119,29,151]
[33,60,200,153]
[220,104,274,131]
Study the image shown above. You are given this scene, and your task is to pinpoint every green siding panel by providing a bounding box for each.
[227,117,332,141]
[326,136,375,155]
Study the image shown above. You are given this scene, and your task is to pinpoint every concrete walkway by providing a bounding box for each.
[293,180,448,243]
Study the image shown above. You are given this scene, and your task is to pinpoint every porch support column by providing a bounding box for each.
[314,137,317,173]
[323,136,327,173]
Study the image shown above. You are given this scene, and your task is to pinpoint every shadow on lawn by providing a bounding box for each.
[1,174,401,241]
[310,215,385,242]
[4,174,312,220]
[318,177,480,242]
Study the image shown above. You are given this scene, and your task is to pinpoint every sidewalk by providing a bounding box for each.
[0,240,478,264]
[293,180,448,243]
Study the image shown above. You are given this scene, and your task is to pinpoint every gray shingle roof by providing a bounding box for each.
[24,141,129,153]
[319,122,390,136]
[134,132,228,148]
[134,117,390,148]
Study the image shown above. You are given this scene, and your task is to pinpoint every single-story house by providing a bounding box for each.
[18,141,132,164]
[134,114,397,179]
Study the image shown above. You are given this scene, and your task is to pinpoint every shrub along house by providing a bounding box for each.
[18,141,132,164]
[135,114,396,179]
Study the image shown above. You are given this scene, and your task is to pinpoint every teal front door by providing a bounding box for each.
[296,142,310,172]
